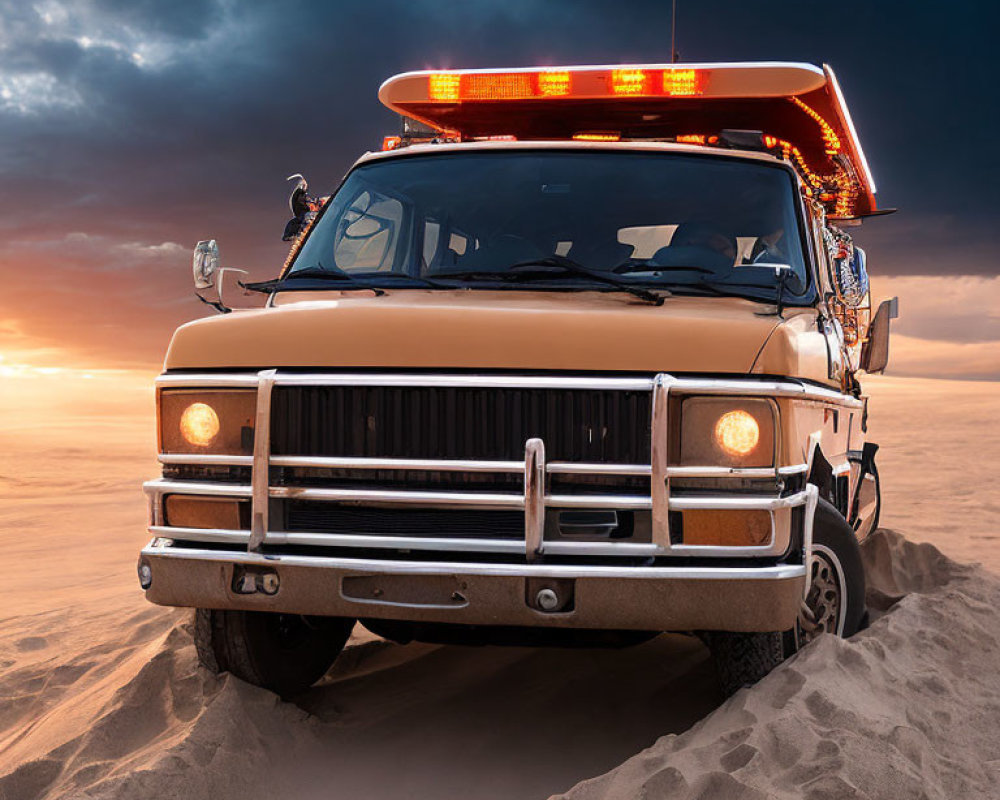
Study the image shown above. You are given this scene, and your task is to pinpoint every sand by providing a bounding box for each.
[557,530,1000,799]
[1,374,998,799]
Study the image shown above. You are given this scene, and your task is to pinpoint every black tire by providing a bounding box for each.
[707,497,867,697]
[705,629,787,698]
[194,609,355,697]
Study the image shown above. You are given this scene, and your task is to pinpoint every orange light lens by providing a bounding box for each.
[611,68,650,96]
[714,410,760,457]
[461,72,533,100]
[662,68,702,95]
[572,132,621,141]
[428,72,460,101]
[381,135,402,151]
[180,402,220,448]
[537,70,571,96]
[682,509,772,547]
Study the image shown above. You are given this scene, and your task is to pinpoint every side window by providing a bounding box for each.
[333,189,403,271]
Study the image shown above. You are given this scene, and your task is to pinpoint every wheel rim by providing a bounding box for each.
[798,544,847,645]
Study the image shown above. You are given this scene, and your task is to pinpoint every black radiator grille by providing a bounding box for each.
[271,385,651,463]
[285,502,525,539]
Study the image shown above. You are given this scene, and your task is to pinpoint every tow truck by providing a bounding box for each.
[139,62,895,696]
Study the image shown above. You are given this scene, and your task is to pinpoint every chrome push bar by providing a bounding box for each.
[148,371,849,561]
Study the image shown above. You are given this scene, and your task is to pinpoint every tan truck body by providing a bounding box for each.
[139,63,885,646]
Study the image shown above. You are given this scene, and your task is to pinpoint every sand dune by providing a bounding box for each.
[558,530,1000,799]
[1,375,999,798]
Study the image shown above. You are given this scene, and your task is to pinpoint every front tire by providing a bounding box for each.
[195,609,354,697]
[708,497,866,696]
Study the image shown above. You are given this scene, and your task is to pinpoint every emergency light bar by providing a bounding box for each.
[383,63,826,105]
[378,62,877,218]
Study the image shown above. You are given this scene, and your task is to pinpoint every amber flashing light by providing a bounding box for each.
[765,133,857,216]
[611,68,650,96]
[573,132,621,141]
[462,72,533,100]
[381,135,402,151]
[675,134,718,145]
[662,69,702,96]
[426,67,705,102]
[537,70,571,96]
[428,72,460,101]
[792,97,841,154]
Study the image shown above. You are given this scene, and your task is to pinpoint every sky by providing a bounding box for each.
[0,0,998,379]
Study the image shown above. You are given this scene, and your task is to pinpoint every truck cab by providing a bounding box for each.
[140,62,893,696]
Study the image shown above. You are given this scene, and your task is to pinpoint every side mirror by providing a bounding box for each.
[192,239,255,313]
[193,239,220,290]
[860,297,899,373]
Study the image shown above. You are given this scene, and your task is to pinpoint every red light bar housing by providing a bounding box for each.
[378,62,876,217]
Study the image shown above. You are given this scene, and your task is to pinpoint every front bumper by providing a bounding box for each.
[139,541,806,632]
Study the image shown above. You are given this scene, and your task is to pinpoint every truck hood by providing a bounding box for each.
[165,290,819,376]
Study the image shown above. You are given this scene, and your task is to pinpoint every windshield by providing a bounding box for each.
[288,150,813,303]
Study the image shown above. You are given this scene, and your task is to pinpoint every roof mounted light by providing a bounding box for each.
[419,65,715,104]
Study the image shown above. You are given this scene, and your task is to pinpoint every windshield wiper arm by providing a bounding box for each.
[356,272,450,289]
[243,266,386,296]
[508,256,664,305]
[429,257,663,305]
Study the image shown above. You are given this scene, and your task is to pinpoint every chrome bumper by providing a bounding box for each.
[139,540,807,632]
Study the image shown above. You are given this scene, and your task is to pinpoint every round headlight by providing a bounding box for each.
[179,402,220,447]
[714,410,760,457]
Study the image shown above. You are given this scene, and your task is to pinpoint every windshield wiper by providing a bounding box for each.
[357,272,450,289]
[430,256,664,305]
[245,267,453,294]
[243,267,386,296]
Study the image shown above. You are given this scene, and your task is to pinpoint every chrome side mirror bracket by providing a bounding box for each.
[192,240,252,314]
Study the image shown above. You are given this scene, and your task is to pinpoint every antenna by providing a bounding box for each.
[670,0,678,63]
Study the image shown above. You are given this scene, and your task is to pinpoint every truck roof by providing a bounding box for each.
[378,62,876,219]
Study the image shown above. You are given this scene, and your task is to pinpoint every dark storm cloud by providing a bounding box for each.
[2,0,998,269]
[0,0,998,367]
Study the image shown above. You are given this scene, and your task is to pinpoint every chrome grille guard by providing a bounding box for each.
[147,371,852,562]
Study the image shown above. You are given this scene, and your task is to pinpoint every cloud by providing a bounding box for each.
[0,0,998,376]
